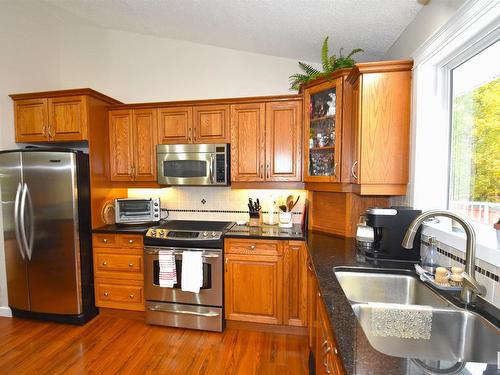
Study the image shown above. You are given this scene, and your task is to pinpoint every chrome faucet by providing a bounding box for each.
[401,209,486,305]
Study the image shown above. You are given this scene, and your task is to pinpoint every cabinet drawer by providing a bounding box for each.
[92,233,117,247]
[224,239,282,256]
[95,282,144,311]
[95,253,143,274]
[117,234,143,248]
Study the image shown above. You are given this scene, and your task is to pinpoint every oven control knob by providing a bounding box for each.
[150,230,156,237]
[211,232,217,237]
[203,231,208,237]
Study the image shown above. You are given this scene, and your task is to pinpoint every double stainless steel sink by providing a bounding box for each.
[333,267,500,364]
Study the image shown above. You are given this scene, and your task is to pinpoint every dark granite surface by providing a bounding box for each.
[224,223,305,240]
[306,231,497,375]
[92,224,153,234]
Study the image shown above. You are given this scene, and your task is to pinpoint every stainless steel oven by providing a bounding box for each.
[157,144,229,186]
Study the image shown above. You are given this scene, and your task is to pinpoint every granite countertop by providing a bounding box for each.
[92,224,152,234]
[306,231,497,375]
[224,223,305,240]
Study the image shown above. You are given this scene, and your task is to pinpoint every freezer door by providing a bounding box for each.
[0,152,30,311]
[21,152,82,314]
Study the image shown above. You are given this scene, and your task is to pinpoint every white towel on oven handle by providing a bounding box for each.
[181,251,203,293]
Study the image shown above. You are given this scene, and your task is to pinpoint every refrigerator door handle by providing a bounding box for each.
[19,183,32,261]
[13,182,26,260]
[25,184,35,257]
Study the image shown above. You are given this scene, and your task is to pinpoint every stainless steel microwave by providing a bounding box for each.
[157,144,229,186]
[115,198,161,224]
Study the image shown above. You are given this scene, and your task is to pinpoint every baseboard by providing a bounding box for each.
[0,307,12,317]
[226,320,307,336]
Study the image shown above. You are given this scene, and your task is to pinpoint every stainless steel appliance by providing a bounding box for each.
[359,207,422,261]
[115,197,161,224]
[0,148,96,324]
[157,144,229,186]
[143,220,234,332]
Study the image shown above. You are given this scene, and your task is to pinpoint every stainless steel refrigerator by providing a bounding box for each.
[0,148,97,324]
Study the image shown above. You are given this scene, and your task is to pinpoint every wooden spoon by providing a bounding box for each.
[290,195,300,211]
[286,195,294,212]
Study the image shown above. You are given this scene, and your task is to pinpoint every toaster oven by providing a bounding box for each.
[115,198,161,224]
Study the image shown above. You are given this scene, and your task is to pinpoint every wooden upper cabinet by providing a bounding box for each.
[109,110,134,181]
[265,101,302,181]
[109,109,157,182]
[14,98,48,142]
[48,96,88,141]
[345,61,413,195]
[193,105,230,143]
[133,109,157,181]
[157,106,193,144]
[230,103,266,182]
[303,77,344,183]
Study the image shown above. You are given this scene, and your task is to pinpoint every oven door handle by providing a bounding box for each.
[147,306,220,317]
[145,249,220,258]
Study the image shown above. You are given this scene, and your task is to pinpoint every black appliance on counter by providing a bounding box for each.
[362,207,422,261]
[143,220,234,332]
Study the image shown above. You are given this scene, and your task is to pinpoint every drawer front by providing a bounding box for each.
[95,253,143,274]
[95,282,144,311]
[93,233,117,247]
[117,234,143,248]
[225,239,281,256]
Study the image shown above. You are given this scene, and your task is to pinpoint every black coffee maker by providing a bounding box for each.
[362,207,422,261]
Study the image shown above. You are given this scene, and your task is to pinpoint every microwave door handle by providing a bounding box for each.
[209,154,215,184]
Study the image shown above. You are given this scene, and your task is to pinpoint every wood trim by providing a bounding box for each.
[226,320,307,336]
[10,88,121,104]
[230,181,305,189]
[354,60,413,73]
[304,183,353,193]
[98,307,146,321]
[352,183,408,196]
[109,94,303,110]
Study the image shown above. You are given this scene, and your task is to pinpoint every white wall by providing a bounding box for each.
[0,1,313,312]
[385,0,466,60]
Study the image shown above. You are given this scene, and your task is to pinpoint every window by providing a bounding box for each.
[449,41,499,226]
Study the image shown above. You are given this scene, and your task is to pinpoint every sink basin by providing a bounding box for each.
[334,268,451,307]
[333,267,500,364]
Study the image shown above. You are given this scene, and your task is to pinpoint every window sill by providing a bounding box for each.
[422,222,500,267]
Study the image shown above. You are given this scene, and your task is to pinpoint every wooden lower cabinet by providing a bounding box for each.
[224,238,307,327]
[92,233,145,312]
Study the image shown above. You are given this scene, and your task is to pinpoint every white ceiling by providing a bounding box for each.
[44,0,423,62]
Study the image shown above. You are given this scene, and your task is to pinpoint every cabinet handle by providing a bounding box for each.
[103,292,109,297]
[102,261,107,266]
[249,245,255,250]
[49,126,55,139]
[193,127,197,140]
[333,162,338,178]
[129,294,135,299]
[260,165,263,179]
[351,161,358,180]
[188,127,192,142]
[307,261,313,272]
[266,164,270,179]
[128,263,134,267]
[102,238,108,243]
[318,292,321,298]
[225,258,228,272]
[333,347,338,355]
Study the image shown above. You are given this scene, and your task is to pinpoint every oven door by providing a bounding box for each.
[144,246,222,307]
[157,152,215,186]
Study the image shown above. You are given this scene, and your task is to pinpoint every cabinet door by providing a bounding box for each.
[283,241,307,326]
[48,96,88,141]
[158,106,193,144]
[265,101,302,181]
[133,109,157,181]
[109,110,134,181]
[230,103,265,182]
[14,98,48,142]
[349,77,361,184]
[224,253,283,324]
[304,78,343,182]
[193,105,230,143]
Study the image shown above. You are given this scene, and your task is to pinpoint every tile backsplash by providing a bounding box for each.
[421,234,500,308]
[128,187,306,224]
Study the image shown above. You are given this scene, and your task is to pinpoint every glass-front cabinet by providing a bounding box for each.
[303,78,343,182]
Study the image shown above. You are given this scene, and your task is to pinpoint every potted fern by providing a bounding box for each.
[289,37,363,91]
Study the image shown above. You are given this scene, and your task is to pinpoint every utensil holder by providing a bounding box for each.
[278,212,293,228]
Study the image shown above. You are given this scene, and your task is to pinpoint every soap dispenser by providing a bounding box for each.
[422,236,439,275]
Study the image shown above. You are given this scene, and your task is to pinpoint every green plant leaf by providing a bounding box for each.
[298,62,321,77]
[321,37,330,72]
[347,48,364,59]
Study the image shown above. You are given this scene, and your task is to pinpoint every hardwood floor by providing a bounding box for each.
[0,315,309,375]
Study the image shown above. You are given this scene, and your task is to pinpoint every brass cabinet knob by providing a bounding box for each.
[128,263,134,267]
[129,294,134,299]
[128,239,134,244]
[250,245,255,250]
[103,238,108,243]
[102,261,107,266]
[103,292,109,297]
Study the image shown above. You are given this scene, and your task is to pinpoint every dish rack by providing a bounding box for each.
[414,264,462,292]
